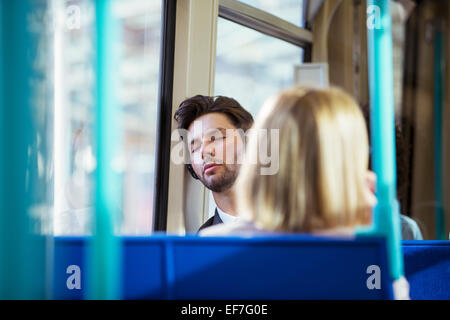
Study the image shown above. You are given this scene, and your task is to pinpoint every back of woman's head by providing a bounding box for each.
[238,86,371,233]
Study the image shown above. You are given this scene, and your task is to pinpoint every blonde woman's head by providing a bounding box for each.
[238,86,372,233]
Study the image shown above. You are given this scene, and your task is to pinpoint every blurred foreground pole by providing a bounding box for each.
[0,0,47,299]
[360,0,404,282]
[88,0,122,300]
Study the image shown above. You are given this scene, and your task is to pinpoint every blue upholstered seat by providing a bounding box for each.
[53,235,397,300]
[403,241,450,300]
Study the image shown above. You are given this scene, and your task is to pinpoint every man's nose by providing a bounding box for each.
[200,140,215,160]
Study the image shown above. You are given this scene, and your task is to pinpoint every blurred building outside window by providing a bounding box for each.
[53,0,161,236]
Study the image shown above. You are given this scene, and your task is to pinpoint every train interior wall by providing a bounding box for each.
[311,0,450,240]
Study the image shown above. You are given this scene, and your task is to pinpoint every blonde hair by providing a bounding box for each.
[238,86,371,233]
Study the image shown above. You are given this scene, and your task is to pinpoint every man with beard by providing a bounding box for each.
[174,95,254,231]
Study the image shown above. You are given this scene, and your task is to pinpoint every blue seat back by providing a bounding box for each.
[403,241,450,300]
[53,237,86,300]
[168,235,392,299]
[53,235,393,300]
[53,237,167,299]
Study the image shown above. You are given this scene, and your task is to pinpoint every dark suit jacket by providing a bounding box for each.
[198,208,223,232]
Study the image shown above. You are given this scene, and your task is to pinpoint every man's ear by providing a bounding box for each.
[179,131,197,179]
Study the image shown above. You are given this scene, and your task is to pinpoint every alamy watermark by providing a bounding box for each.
[66,264,81,290]
[366,265,381,290]
[170,121,280,176]
[65,5,81,30]
[367,5,382,30]
[63,263,382,292]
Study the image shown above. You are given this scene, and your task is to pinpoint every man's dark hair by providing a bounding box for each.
[174,95,254,131]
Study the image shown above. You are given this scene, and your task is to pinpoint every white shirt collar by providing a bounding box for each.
[216,205,239,224]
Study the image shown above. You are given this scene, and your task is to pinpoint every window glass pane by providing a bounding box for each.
[215,17,303,116]
[54,0,161,235]
[53,0,96,235]
[114,0,161,235]
[237,0,305,27]
[212,18,304,219]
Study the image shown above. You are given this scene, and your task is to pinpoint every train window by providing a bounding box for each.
[53,0,95,235]
[53,0,162,235]
[5,0,447,240]
[207,1,310,222]
[215,0,311,117]
[215,17,304,116]
[236,0,306,27]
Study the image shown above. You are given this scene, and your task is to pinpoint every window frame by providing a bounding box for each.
[219,0,313,57]
[205,0,314,223]
[153,0,178,232]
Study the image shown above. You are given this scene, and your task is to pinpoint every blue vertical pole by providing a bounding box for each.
[88,0,122,300]
[358,0,404,282]
[433,30,445,241]
[0,0,47,299]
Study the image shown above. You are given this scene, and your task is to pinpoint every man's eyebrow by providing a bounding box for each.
[206,127,227,135]
[189,127,229,146]
[190,137,200,146]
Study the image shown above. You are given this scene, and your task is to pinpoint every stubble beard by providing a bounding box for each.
[201,164,239,193]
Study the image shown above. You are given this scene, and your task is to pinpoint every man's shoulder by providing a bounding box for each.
[198,216,216,232]
[198,210,224,232]
[400,215,423,240]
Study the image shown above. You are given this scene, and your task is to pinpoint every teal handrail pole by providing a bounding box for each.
[357,0,404,282]
[88,0,122,300]
[0,0,47,299]
[433,29,445,240]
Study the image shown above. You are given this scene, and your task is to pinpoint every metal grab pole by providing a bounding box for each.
[358,0,404,283]
[0,0,47,299]
[88,0,122,300]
